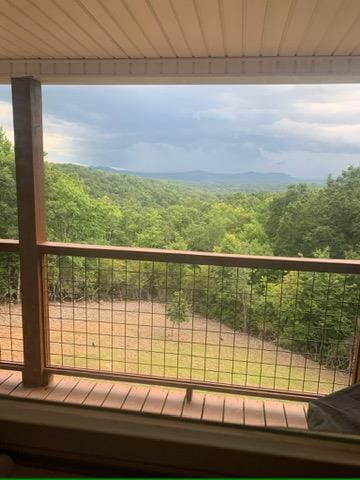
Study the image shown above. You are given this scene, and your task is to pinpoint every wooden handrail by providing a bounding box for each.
[0,239,19,252]
[1,238,359,273]
[38,241,360,274]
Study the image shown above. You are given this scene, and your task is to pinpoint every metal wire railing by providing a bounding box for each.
[0,253,23,365]
[45,252,360,397]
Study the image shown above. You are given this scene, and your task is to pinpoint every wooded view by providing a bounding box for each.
[0,127,359,393]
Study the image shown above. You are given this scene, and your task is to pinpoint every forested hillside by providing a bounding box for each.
[1,128,359,373]
[95,167,317,192]
[32,161,360,259]
[1,128,359,258]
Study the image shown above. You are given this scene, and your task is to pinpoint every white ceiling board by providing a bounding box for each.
[244,0,267,57]
[261,0,293,56]
[148,0,192,57]
[222,0,244,57]
[0,0,359,83]
[296,0,343,56]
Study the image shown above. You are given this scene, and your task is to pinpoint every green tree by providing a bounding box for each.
[266,168,360,259]
[166,290,190,331]
[0,129,17,239]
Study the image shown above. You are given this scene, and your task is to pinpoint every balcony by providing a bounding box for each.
[1,240,359,399]
[1,238,359,474]
[1,243,358,389]
[1,1,360,464]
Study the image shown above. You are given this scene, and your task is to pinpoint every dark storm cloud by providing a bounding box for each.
[0,84,360,178]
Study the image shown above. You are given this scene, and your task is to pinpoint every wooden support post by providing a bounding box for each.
[352,318,360,384]
[12,77,49,387]
[186,387,193,403]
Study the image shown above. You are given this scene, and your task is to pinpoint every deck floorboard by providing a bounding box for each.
[84,382,113,407]
[284,403,308,430]
[142,388,168,414]
[202,394,224,422]
[181,392,205,420]
[46,377,79,402]
[223,396,244,425]
[264,401,287,428]
[0,368,309,430]
[27,376,62,400]
[121,386,149,412]
[64,379,96,405]
[102,383,131,409]
[0,372,22,395]
[161,390,185,417]
[244,399,266,427]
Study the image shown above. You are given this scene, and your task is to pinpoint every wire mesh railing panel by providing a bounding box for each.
[0,253,23,365]
[46,255,360,395]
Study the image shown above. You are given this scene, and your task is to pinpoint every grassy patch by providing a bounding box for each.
[46,300,351,395]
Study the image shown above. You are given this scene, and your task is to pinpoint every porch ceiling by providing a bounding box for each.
[1,0,360,84]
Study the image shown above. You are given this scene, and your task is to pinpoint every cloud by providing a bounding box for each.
[0,100,81,159]
[192,91,280,124]
[0,101,14,142]
[0,99,113,163]
[294,100,360,117]
[272,118,360,148]
[115,141,210,172]
[264,150,359,179]
[2,84,360,179]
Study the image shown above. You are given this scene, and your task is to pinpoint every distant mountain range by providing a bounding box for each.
[93,167,323,192]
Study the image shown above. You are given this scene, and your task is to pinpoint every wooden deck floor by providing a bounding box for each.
[0,369,308,430]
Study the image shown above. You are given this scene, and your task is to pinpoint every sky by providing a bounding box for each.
[0,84,360,179]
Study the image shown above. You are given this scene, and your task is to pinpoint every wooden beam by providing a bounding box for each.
[11,77,49,387]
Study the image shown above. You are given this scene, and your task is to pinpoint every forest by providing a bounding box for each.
[0,127,360,378]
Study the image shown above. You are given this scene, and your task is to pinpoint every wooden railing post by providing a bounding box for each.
[352,318,360,384]
[11,77,49,387]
